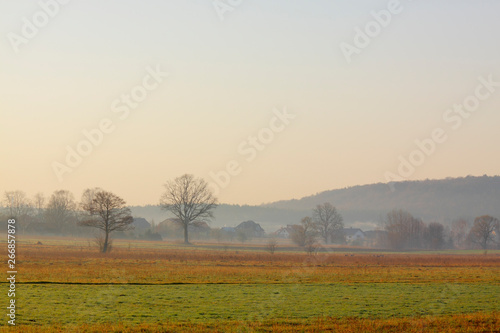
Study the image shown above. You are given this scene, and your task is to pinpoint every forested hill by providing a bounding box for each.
[264,176,500,224]
[130,176,500,232]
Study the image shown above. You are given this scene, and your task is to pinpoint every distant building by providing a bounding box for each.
[273,225,294,239]
[235,220,266,238]
[343,228,365,244]
[132,217,151,230]
[190,221,211,236]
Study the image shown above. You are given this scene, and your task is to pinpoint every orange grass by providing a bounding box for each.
[7,242,500,285]
[1,312,498,333]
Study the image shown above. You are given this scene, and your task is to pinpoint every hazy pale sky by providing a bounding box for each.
[1,0,499,206]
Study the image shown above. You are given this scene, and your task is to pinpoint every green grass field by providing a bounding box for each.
[15,283,500,326]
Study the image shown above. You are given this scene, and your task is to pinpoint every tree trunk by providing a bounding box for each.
[103,232,109,253]
[183,222,189,244]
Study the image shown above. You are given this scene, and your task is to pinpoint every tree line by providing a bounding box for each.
[2,188,135,252]
[383,209,499,251]
[1,174,217,252]
[2,174,499,252]
[265,206,499,252]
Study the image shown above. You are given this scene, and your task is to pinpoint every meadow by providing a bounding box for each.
[1,236,499,332]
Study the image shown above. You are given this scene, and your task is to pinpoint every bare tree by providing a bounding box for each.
[290,216,317,247]
[468,215,500,250]
[3,191,34,233]
[424,222,445,250]
[384,209,415,250]
[407,217,426,249]
[305,240,320,255]
[79,189,134,253]
[3,190,33,218]
[450,218,469,249]
[33,192,46,216]
[160,174,218,244]
[312,203,343,244]
[266,238,278,254]
[80,187,105,207]
[32,192,46,230]
[45,190,77,234]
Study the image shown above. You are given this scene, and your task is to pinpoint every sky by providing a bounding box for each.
[1,0,500,206]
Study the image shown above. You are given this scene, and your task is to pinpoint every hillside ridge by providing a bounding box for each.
[131,175,500,231]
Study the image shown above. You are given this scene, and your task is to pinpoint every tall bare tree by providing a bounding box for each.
[160,174,218,244]
[424,222,445,250]
[79,189,133,253]
[384,209,416,250]
[33,193,46,215]
[450,218,469,249]
[312,202,343,244]
[45,190,76,234]
[468,215,500,249]
[407,217,426,249]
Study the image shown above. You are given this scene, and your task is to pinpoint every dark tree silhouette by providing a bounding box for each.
[468,215,499,249]
[79,189,133,253]
[312,203,343,244]
[425,222,445,250]
[384,209,424,250]
[160,174,218,244]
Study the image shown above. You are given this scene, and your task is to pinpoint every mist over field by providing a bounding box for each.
[1,0,500,332]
